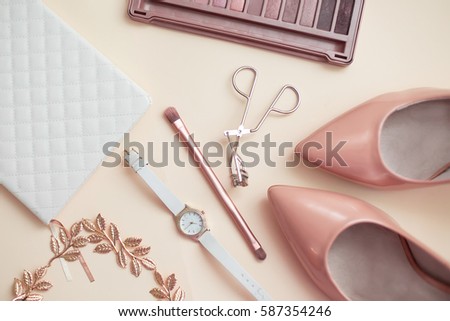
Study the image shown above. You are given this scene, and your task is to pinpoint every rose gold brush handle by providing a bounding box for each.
[164,107,266,260]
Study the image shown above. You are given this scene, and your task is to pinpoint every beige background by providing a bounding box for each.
[1,0,449,301]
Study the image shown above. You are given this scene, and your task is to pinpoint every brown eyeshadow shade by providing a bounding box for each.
[317,0,336,31]
[299,0,318,27]
[282,0,301,23]
[265,0,282,19]
[194,0,210,4]
[247,0,264,15]
[213,0,228,7]
[335,0,355,34]
[230,0,246,11]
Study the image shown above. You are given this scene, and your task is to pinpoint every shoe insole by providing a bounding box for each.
[380,100,450,181]
[328,223,450,300]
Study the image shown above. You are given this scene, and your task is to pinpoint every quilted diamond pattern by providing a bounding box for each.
[0,0,150,223]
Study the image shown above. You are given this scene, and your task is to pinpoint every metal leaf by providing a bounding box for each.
[59,228,68,246]
[141,258,156,271]
[82,219,97,232]
[123,237,142,248]
[110,223,120,244]
[96,214,106,231]
[172,287,185,301]
[72,236,88,248]
[132,246,150,257]
[13,278,24,297]
[154,271,164,287]
[23,270,33,287]
[11,214,188,302]
[34,266,47,280]
[130,258,142,277]
[34,281,53,291]
[117,247,127,268]
[87,234,103,244]
[50,236,60,255]
[165,274,176,291]
[25,293,43,301]
[94,243,113,254]
[63,250,80,262]
[150,288,169,300]
[70,222,82,237]
[12,294,26,301]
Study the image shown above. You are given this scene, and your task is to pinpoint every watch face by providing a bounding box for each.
[178,210,205,236]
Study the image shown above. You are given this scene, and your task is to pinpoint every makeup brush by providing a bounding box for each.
[164,107,267,260]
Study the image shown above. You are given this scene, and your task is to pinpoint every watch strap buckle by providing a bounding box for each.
[124,149,145,173]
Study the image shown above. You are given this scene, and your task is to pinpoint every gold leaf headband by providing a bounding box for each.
[12,214,185,301]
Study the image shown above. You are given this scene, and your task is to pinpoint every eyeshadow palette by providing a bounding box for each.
[128,0,364,65]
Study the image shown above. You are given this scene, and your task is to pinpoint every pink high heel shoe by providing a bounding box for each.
[268,185,450,300]
[295,88,450,188]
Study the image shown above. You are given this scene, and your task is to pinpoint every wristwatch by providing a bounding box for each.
[124,149,271,301]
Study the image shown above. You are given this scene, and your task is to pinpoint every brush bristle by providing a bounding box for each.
[255,248,267,260]
[164,107,180,123]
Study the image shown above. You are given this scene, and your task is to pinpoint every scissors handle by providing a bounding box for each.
[251,85,301,133]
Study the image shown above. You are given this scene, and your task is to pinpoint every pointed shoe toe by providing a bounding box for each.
[268,185,450,300]
[295,88,450,188]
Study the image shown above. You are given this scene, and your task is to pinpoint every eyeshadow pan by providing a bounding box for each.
[335,0,355,35]
[299,0,318,27]
[282,0,301,23]
[317,0,336,31]
[213,0,228,7]
[247,0,264,15]
[264,0,282,20]
[230,0,246,11]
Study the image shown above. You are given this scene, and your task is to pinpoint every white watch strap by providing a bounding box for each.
[198,231,271,301]
[124,149,186,215]
[125,149,271,300]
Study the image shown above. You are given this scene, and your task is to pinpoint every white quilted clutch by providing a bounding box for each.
[0,0,150,223]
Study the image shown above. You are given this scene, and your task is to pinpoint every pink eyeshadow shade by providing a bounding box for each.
[265,0,282,19]
[282,0,301,23]
[300,0,318,27]
[194,0,210,4]
[213,0,228,7]
[230,0,246,11]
